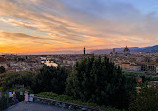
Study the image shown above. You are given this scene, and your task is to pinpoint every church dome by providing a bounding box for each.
[123,46,130,53]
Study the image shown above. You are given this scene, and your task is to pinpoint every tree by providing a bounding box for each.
[32,65,69,94]
[66,56,136,109]
[0,71,35,90]
[129,86,158,111]
[156,58,158,63]
[0,66,5,74]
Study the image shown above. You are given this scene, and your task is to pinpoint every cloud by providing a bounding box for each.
[0,0,158,53]
[0,17,37,30]
[0,31,76,46]
[0,0,88,43]
[0,31,50,41]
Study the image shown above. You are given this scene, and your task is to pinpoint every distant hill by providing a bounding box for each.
[139,45,158,53]
[91,47,140,54]
[90,45,158,54]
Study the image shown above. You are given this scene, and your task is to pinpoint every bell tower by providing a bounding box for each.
[83,47,85,55]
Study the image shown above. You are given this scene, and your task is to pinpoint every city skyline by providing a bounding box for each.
[1,0,158,54]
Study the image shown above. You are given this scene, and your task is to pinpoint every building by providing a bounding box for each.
[84,47,86,55]
[156,66,158,74]
[123,46,130,56]
[121,62,141,71]
[148,81,158,87]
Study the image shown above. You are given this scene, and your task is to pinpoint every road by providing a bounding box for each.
[5,102,71,111]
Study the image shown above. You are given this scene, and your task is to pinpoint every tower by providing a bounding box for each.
[112,48,116,56]
[113,48,115,53]
[84,47,85,55]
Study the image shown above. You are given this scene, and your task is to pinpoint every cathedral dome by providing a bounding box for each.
[123,46,130,56]
[123,46,130,53]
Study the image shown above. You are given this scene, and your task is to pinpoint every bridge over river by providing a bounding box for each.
[5,102,72,111]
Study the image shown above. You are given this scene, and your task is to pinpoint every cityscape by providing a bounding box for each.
[1,46,158,74]
[0,0,158,111]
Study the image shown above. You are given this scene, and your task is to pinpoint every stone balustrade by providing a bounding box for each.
[34,96,101,111]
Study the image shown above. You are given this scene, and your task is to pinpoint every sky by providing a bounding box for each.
[0,0,158,54]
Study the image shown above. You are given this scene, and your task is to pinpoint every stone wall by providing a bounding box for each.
[34,96,101,111]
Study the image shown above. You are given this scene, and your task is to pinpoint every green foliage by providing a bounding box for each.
[123,71,158,82]
[0,65,69,95]
[0,93,7,110]
[129,86,158,111]
[0,66,5,74]
[0,71,35,90]
[32,65,69,94]
[37,92,122,111]
[0,87,3,91]
[66,56,136,109]
[156,58,158,63]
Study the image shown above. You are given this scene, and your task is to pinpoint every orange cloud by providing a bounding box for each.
[0,0,158,54]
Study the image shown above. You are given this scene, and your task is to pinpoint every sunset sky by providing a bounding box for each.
[0,0,158,54]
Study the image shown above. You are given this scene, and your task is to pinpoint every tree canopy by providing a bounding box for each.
[32,65,69,94]
[66,56,136,109]
[129,86,158,111]
[0,66,5,74]
[0,71,34,90]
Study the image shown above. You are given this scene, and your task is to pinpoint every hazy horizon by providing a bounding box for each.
[0,45,157,55]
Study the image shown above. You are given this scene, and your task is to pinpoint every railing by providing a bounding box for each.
[34,96,101,111]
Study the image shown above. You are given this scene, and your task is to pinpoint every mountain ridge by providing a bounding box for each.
[90,45,158,54]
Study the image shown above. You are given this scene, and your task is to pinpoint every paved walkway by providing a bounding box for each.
[5,102,71,111]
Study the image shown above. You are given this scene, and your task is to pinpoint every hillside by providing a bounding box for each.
[90,45,158,54]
